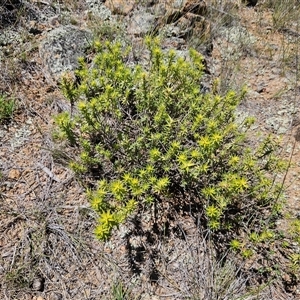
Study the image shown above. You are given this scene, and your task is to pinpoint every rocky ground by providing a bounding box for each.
[1,0,300,299]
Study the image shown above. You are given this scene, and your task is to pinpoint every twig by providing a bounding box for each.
[37,162,60,182]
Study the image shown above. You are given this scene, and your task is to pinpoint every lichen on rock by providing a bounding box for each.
[39,25,93,78]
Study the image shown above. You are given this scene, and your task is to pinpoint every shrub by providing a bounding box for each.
[54,37,285,251]
[0,93,15,123]
[262,0,300,30]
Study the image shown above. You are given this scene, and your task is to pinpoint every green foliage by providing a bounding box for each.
[54,38,285,247]
[111,281,131,300]
[289,253,300,274]
[241,248,253,259]
[0,93,15,123]
[230,239,242,252]
[289,219,300,244]
[263,0,300,29]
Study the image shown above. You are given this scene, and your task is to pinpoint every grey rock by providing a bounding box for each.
[256,83,266,93]
[85,1,112,20]
[49,292,63,300]
[104,0,136,15]
[218,25,256,60]
[0,29,22,46]
[220,25,256,46]
[39,25,93,78]
[265,115,291,134]
[10,122,32,149]
[127,11,157,36]
[160,24,181,38]
[31,277,45,291]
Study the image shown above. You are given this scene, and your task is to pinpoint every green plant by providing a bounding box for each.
[262,0,300,30]
[230,239,242,252]
[0,93,15,123]
[87,18,126,44]
[5,265,32,289]
[288,252,300,276]
[111,281,131,300]
[289,219,300,244]
[241,248,253,259]
[54,37,285,253]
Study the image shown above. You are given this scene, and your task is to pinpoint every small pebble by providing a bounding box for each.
[49,292,62,300]
[32,277,44,291]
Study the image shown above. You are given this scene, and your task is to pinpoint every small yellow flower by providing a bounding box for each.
[202,186,217,199]
[100,211,115,225]
[153,177,169,194]
[206,205,220,218]
[78,101,87,111]
[208,219,220,230]
[230,239,241,251]
[110,180,126,200]
[177,153,188,164]
[149,148,161,161]
[95,223,110,240]
[241,249,253,259]
[198,136,211,148]
[228,156,240,166]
